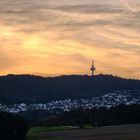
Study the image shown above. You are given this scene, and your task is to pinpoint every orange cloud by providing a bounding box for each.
[0,0,140,79]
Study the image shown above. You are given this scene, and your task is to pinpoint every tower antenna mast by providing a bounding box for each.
[90,60,96,76]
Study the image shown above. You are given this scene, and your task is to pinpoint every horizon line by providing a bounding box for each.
[0,73,140,81]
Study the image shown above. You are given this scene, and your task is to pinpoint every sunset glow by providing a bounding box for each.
[0,0,140,78]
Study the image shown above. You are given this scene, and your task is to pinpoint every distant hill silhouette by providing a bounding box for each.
[0,74,140,104]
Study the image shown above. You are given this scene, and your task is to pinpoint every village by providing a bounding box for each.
[0,90,140,113]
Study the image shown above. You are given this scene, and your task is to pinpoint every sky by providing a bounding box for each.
[0,0,140,78]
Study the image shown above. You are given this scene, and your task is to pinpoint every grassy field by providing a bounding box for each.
[28,124,140,140]
[28,126,78,140]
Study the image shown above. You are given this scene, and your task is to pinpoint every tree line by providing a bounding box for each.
[26,104,140,127]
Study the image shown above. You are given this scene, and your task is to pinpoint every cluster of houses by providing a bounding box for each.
[0,90,140,113]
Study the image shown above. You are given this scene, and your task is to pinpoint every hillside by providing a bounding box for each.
[0,74,140,104]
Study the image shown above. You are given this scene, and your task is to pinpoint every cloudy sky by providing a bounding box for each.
[0,0,140,78]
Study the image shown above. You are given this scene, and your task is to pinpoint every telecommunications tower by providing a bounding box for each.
[90,60,96,76]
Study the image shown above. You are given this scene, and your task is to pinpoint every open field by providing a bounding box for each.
[28,124,140,140]
[28,126,79,140]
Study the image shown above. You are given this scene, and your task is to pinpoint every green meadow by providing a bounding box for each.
[28,126,78,140]
[28,124,140,140]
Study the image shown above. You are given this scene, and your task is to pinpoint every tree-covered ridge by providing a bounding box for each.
[0,74,140,104]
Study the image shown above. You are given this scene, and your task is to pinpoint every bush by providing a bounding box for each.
[0,112,30,140]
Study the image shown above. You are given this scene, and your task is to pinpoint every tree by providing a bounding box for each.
[0,112,30,140]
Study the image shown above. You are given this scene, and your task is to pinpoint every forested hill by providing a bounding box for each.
[0,74,140,104]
